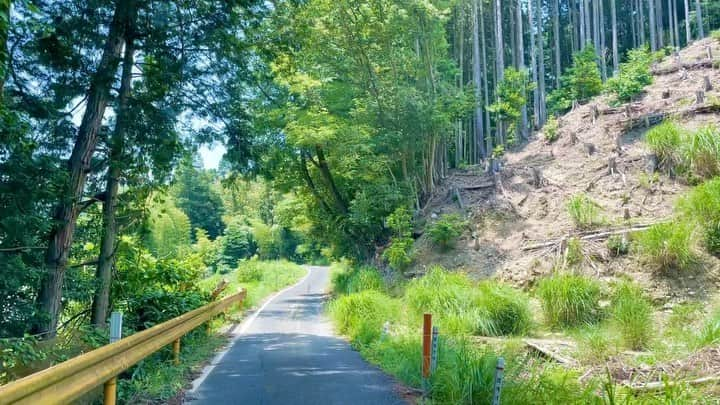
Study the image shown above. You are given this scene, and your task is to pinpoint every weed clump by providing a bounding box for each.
[537,273,602,328]
[427,214,467,250]
[646,121,684,169]
[678,178,720,257]
[566,194,602,229]
[329,290,399,346]
[611,281,654,350]
[543,115,559,143]
[635,222,696,272]
[474,282,533,336]
[607,234,629,257]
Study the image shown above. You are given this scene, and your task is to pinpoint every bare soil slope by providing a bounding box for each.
[413,38,720,303]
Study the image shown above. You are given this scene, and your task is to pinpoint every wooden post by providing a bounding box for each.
[103,312,122,405]
[422,313,432,396]
[173,338,181,366]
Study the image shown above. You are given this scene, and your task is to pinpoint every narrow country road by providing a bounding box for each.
[186,266,406,405]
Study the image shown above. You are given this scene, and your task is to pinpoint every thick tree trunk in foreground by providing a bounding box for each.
[91,36,135,327]
[35,1,134,337]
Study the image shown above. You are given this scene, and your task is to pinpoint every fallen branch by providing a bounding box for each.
[651,59,714,75]
[524,339,578,366]
[461,181,495,190]
[522,223,662,251]
[629,374,720,393]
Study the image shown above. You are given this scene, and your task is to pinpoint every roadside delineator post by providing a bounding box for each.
[103,311,123,405]
[422,313,432,397]
[430,326,439,373]
[492,357,505,405]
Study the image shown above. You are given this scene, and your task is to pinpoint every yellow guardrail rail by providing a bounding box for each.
[0,289,246,405]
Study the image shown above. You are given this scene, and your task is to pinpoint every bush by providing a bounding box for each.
[236,260,264,282]
[607,234,629,257]
[611,281,654,350]
[564,238,583,267]
[712,30,720,42]
[543,115,559,143]
[696,310,720,348]
[635,222,696,272]
[331,262,384,295]
[646,121,684,169]
[566,194,602,229]
[329,290,399,346]
[547,46,602,114]
[605,47,654,103]
[685,125,720,180]
[474,281,533,336]
[383,237,414,271]
[706,224,720,258]
[426,214,467,250]
[537,273,602,327]
[679,178,720,257]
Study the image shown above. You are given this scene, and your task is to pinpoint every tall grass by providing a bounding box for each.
[537,273,602,328]
[635,222,696,272]
[611,281,654,350]
[695,310,720,349]
[566,194,602,229]
[646,121,684,168]
[473,281,533,336]
[685,125,720,179]
[329,290,400,347]
[331,263,384,295]
[646,121,720,180]
[677,178,720,256]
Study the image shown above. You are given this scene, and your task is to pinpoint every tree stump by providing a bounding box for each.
[583,142,596,156]
[625,104,632,118]
[608,156,617,175]
[624,208,631,220]
[531,167,543,189]
[662,89,671,99]
[707,46,714,61]
[680,69,688,80]
[591,104,599,123]
[704,76,713,91]
[696,90,705,105]
[615,133,623,155]
[645,154,658,174]
[570,132,578,145]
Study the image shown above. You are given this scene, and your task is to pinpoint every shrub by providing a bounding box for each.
[537,273,602,327]
[564,238,584,267]
[635,222,696,272]
[645,121,684,169]
[329,290,399,346]
[611,281,654,350]
[426,214,467,250]
[362,334,423,388]
[474,281,533,336]
[678,178,720,225]
[607,235,629,257]
[705,224,720,258]
[383,237,414,271]
[543,115,559,143]
[684,125,720,180]
[605,47,654,103]
[236,260,264,282]
[331,262,384,295]
[547,46,602,114]
[566,194,602,229]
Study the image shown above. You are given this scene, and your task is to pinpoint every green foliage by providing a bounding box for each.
[645,121,684,169]
[711,30,720,41]
[605,47,655,103]
[574,325,617,364]
[383,207,414,270]
[473,281,533,336]
[695,310,720,348]
[488,67,534,137]
[172,159,225,240]
[566,194,602,229]
[678,178,720,256]
[547,46,602,114]
[635,222,696,272]
[607,235,630,257]
[426,214,467,250]
[684,125,720,180]
[543,115,560,143]
[564,238,584,267]
[331,263,384,296]
[236,260,264,283]
[537,273,602,328]
[144,197,192,258]
[611,281,654,350]
[329,290,400,347]
[220,219,257,269]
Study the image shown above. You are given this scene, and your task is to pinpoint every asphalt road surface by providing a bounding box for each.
[187,266,406,405]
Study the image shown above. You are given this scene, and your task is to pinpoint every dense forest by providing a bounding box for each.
[0,0,719,353]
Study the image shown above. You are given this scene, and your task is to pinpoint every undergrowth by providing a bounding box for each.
[610,280,654,350]
[566,194,603,229]
[537,273,602,328]
[635,222,696,272]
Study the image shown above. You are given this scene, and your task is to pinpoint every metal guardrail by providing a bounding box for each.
[0,289,246,405]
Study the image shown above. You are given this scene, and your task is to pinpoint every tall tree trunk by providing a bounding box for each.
[639,0,646,46]
[35,0,135,337]
[571,1,578,53]
[695,0,703,39]
[667,0,674,47]
[672,0,679,48]
[494,0,504,146]
[0,0,9,99]
[631,0,638,47]
[684,0,691,43]
[649,0,657,50]
[455,6,464,165]
[656,0,664,48]
[611,0,619,74]
[580,0,587,46]
[599,0,607,82]
[553,0,561,89]
[529,0,540,128]
[536,0,546,126]
[315,145,348,214]
[91,35,135,327]
[517,0,528,139]
[480,0,491,152]
[472,0,485,158]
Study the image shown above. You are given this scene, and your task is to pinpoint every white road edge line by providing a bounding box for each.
[188,266,313,394]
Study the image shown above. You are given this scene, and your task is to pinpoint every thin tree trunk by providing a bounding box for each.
[35,1,135,336]
[599,0,607,82]
[611,0,619,74]
[0,0,10,100]
[480,0,491,152]
[639,0,646,45]
[695,0,703,39]
[529,0,540,128]
[517,0,528,139]
[455,6,464,165]
[649,0,657,50]
[553,0,561,89]
[656,0,664,48]
[580,0,587,46]
[667,0,674,47]
[494,0,504,146]
[631,0,638,48]
[536,0,546,126]
[571,1,579,53]
[672,0,679,48]
[91,35,135,327]
[315,145,348,214]
[684,0,691,43]
[472,0,485,158]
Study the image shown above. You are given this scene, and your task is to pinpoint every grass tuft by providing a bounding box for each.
[329,290,400,347]
[646,121,684,169]
[537,273,602,328]
[635,222,696,272]
[566,194,602,229]
[610,280,654,350]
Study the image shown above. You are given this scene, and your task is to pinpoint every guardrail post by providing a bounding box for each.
[103,312,123,405]
[430,326,439,373]
[492,357,505,405]
[173,338,181,365]
[422,313,432,398]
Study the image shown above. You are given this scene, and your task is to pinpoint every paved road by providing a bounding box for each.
[187,266,405,405]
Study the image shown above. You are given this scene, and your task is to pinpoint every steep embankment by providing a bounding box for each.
[413,38,720,303]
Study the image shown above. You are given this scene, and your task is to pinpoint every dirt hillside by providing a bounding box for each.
[413,37,720,304]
